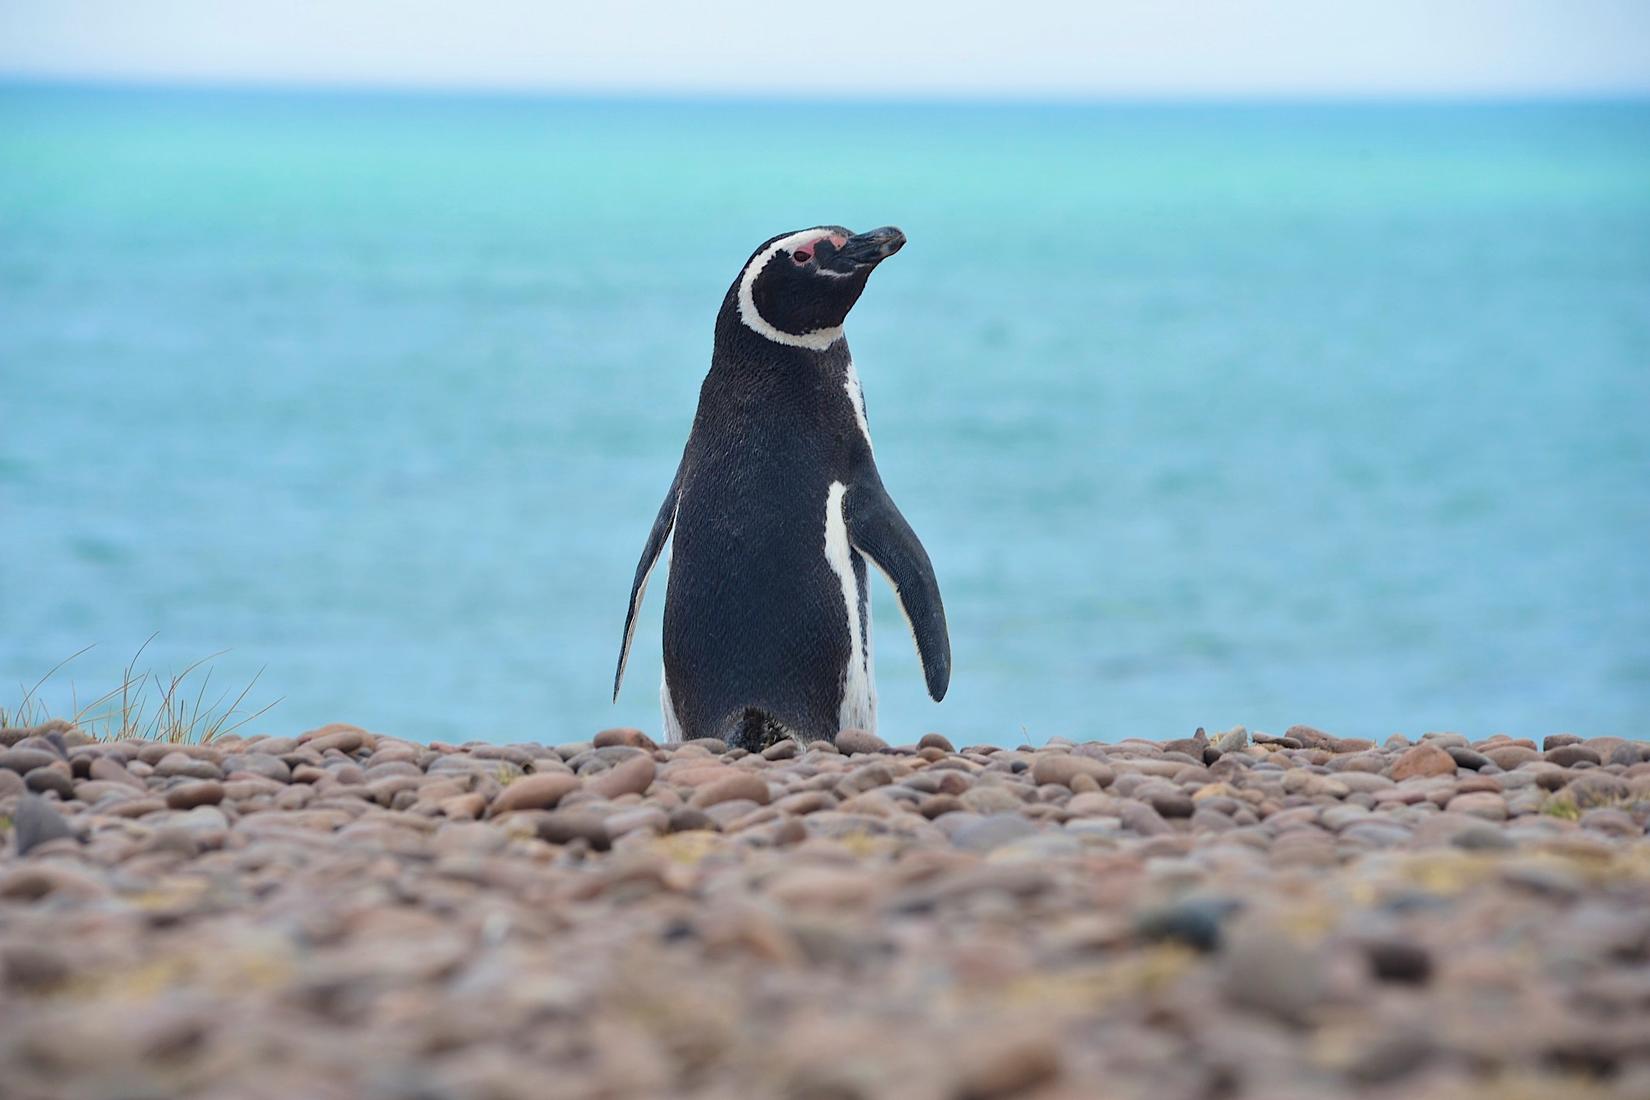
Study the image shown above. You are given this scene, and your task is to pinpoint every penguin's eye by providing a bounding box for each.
[792,248,813,264]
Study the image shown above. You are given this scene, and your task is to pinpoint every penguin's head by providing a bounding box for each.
[732,225,906,351]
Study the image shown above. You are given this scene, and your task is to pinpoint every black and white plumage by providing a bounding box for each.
[612,225,950,750]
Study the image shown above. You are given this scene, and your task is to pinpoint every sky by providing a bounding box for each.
[2,0,1648,98]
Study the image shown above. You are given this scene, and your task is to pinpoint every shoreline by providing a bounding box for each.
[3,722,1649,1098]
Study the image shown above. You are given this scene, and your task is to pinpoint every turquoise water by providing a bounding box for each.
[3,85,1648,746]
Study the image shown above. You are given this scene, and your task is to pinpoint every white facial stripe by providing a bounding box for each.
[736,228,845,351]
[825,481,877,733]
[844,360,873,453]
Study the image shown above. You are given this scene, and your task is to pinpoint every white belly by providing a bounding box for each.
[825,481,878,734]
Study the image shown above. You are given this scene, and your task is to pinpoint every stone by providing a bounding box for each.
[1483,744,1540,770]
[24,768,73,797]
[919,794,965,819]
[534,808,613,850]
[0,747,58,774]
[10,794,76,855]
[604,807,669,839]
[1546,744,1602,767]
[300,725,368,754]
[1119,800,1173,837]
[88,755,143,787]
[593,727,658,750]
[1163,729,1209,758]
[1147,788,1195,818]
[1029,753,1114,789]
[0,942,72,992]
[1579,808,1640,838]
[690,773,771,808]
[1445,791,1508,821]
[1211,726,1249,754]
[918,732,955,753]
[1569,773,1630,808]
[1136,897,1240,952]
[953,1032,1062,1099]
[489,773,581,814]
[1450,822,1515,851]
[7,726,1642,1099]
[1391,743,1456,780]
[154,752,223,780]
[681,737,728,754]
[587,755,656,800]
[667,806,717,832]
[951,813,1039,853]
[1219,926,1323,1024]
[1446,745,1490,770]
[833,728,889,755]
[960,786,1023,815]
[1284,724,1335,747]
[166,780,226,809]
[223,752,293,782]
[1364,939,1433,984]
[0,864,109,901]
[768,867,878,907]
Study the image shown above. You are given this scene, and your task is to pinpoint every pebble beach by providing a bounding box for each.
[3,720,1649,1100]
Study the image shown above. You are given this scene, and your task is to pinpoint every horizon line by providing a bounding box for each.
[5,72,1650,107]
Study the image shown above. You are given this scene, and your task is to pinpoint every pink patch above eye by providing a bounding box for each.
[794,234,845,263]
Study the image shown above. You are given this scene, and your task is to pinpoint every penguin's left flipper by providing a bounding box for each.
[613,464,682,701]
[846,476,952,701]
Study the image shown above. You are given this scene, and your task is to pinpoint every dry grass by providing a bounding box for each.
[0,636,278,744]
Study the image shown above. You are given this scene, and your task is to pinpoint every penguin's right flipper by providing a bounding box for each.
[845,476,951,701]
[613,465,681,701]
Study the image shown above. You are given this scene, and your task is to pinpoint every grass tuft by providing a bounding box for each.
[1540,792,1581,821]
[0,636,279,744]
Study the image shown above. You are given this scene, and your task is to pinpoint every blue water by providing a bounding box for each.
[2,85,1648,745]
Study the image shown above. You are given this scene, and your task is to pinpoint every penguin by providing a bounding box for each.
[612,225,950,750]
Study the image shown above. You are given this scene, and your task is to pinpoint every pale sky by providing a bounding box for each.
[2,0,1648,98]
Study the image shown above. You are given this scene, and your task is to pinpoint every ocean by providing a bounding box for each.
[2,85,1647,746]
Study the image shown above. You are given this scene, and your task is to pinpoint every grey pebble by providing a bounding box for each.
[11,794,77,855]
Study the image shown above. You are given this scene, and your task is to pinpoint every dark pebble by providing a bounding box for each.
[11,794,77,855]
[1137,897,1240,952]
[24,769,73,798]
[1451,823,1514,851]
[1365,939,1433,984]
[0,942,72,992]
[1148,790,1195,818]
[1446,745,1490,770]
[668,807,718,832]
[534,809,612,851]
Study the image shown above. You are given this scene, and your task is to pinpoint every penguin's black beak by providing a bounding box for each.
[837,226,906,268]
